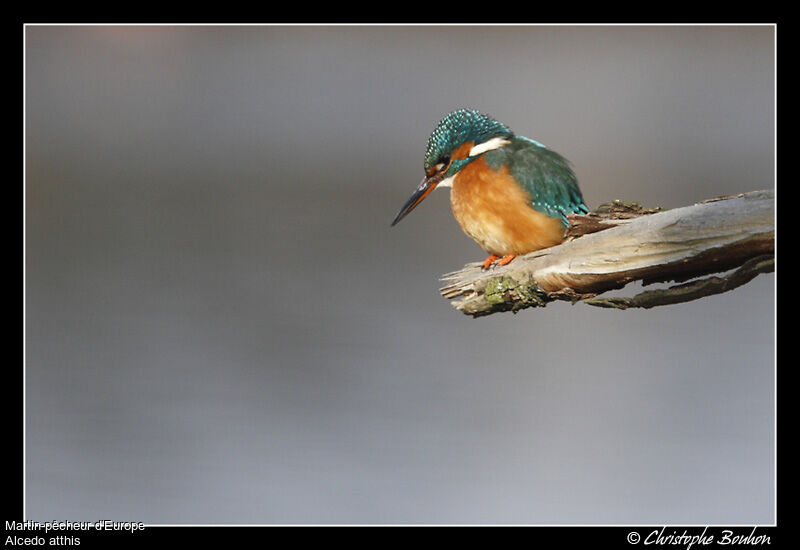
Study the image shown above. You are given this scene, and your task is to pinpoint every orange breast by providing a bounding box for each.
[449,158,566,256]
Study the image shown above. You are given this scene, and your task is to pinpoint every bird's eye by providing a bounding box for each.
[435,156,450,172]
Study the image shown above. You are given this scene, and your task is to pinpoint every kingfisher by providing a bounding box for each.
[391,109,588,269]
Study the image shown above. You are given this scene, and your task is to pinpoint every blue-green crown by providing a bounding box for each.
[424,109,513,172]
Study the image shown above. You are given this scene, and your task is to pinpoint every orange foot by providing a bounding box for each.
[481,254,516,269]
[497,254,516,266]
[481,255,499,269]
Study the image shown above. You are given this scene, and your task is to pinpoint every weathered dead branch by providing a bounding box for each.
[439,190,774,317]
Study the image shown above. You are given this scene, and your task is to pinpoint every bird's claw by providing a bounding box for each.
[481,254,516,270]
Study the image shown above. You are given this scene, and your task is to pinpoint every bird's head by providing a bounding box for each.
[391,109,513,226]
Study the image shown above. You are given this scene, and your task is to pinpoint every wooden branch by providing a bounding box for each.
[439,189,774,317]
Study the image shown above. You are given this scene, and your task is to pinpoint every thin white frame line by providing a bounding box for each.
[21,22,777,527]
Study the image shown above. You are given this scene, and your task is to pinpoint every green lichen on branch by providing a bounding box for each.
[485,276,548,309]
[476,275,594,317]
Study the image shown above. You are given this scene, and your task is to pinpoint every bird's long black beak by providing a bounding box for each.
[391,173,445,227]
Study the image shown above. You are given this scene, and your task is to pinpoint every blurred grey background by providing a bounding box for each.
[25,25,774,524]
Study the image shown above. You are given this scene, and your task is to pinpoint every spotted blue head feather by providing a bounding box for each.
[423,109,513,173]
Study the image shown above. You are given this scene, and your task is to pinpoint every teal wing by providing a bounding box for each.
[487,136,588,226]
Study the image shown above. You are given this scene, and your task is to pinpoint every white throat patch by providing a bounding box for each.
[437,175,455,189]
